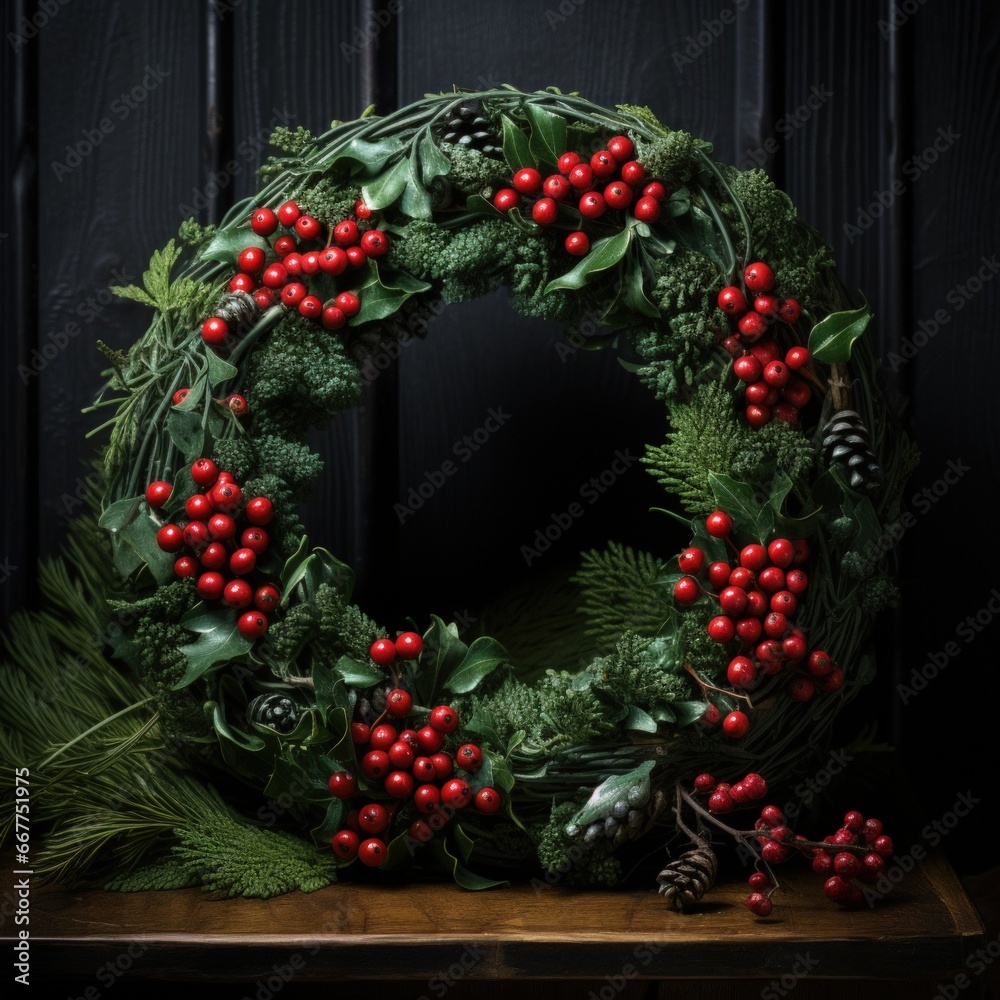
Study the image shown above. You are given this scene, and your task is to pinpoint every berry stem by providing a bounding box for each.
[684,663,753,706]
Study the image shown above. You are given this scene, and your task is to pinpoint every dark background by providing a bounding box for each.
[3,0,998,884]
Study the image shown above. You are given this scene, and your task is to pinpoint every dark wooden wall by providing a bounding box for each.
[4,0,999,873]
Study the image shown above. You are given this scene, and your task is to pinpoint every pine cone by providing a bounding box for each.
[821,409,883,492]
[439,99,501,156]
[568,787,670,850]
[657,842,718,911]
[214,290,261,335]
[247,694,299,735]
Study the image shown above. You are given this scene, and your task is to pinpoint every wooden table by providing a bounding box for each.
[10,846,986,999]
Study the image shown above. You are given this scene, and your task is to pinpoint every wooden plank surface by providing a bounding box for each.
[16,847,983,985]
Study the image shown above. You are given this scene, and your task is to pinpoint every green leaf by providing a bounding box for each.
[707,472,765,539]
[337,135,405,175]
[173,611,253,690]
[419,132,452,185]
[112,240,183,313]
[424,836,508,891]
[624,704,658,733]
[310,547,356,600]
[524,103,567,168]
[622,248,660,318]
[361,157,409,211]
[205,348,237,388]
[333,654,385,689]
[119,509,176,584]
[99,495,142,531]
[165,406,224,463]
[279,535,311,600]
[462,707,502,749]
[808,300,872,363]
[401,149,433,220]
[200,229,268,269]
[350,265,431,326]
[501,114,533,170]
[544,227,632,293]
[443,636,509,694]
[667,187,691,217]
[570,761,655,827]
[418,615,468,707]
[671,700,711,726]
[465,193,502,219]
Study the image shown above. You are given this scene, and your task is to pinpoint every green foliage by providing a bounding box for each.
[534,801,621,886]
[468,676,545,746]
[650,250,720,314]
[677,606,728,676]
[573,543,670,648]
[591,632,690,710]
[292,177,366,230]
[270,125,315,156]
[442,143,509,192]
[633,131,706,185]
[177,218,216,248]
[173,815,336,897]
[104,855,200,891]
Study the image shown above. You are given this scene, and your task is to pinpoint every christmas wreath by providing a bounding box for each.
[0,88,918,913]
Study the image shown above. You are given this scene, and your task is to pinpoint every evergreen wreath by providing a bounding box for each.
[0,87,918,908]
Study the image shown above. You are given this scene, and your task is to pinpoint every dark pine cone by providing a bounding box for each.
[214,290,261,335]
[439,99,501,156]
[821,409,883,492]
[247,693,299,735]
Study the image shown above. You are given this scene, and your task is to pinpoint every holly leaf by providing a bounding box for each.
[401,149,433,220]
[671,700,712,726]
[361,157,410,211]
[443,636,509,694]
[173,609,253,690]
[118,509,176,584]
[622,247,660,318]
[667,187,691,217]
[423,836,508,891]
[200,229,268,269]
[501,114,533,170]
[333,655,385,689]
[417,615,468,707]
[205,348,237,388]
[624,704,658,733]
[418,131,452,185]
[336,135,406,176]
[350,265,431,326]
[707,472,765,539]
[524,103,567,168]
[99,495,142,532]
[570,761,655,827]
[808,300,872,363]
[544,227,632,293]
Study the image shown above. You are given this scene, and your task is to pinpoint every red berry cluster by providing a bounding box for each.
[171,385,248,420]
[687,775,893,915]
[674,511,844,723]
[492,134,666,258]
[327,632,502,868]
[717,262,813,427]
[146,457,278,640]
[200,198,386,345]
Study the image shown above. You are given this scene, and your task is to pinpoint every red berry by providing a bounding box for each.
[719,586,747,616]
[250,207,278,236]
[678,547,705,574]
[717,286,747,314]
[240,527,268,555]
[843,810,865,833]
[744,380,772,405]
[589,150,616,178]
[350,722,370,745]
[765,538,794,568]
[708,788,734,813]
[816,667,844,692]
[492,188,520,212]
[455,744,483,771]
[606,135,634,162]
[253,584,279,613]
[156,524,184,553]
[530,197,558,225]
[782,379,811,409]
[413,783,441,813]
[785,345,811,369]
[744,261,775,293]
[770,590,797,616]
[223,579,252,610]
[633,195,661,222]
[807,650,834,677]
[754,294,780,317]
[748,871,771,891]
[786,569,808,594]
[331,829,360,860]
[673,575,701,604]
[385,688,413,718]
[236,611,267,639]
[276,200,300,226]
[693,773,716,792]
[182,521,209,550]
[360,229,391,257]
[541,170,570,200]
[261,262,288,288]
[207,513,235,541]
[174,555,199,579]
[358,802,389,835]
[358,838,387,867]
[729,566,754,589]
[200,543,227,571]
[145,481,172,508]
[564,231,589,256]
[603,181,632,210]
[723,711,749,738]
[707,615,735,643]
[369,724,397,751]
[763,612,787,638]
[792,539,810,566]
[619,160,645,186]
[727,655,756,688]
[642,180,666,200]
[738,312,767,341]
[229,272,255,294]
[361,750,390,781]
[203,562,233,599]
[558,151,581,173]
[387,740,414,770]
[701,703,721,726]
[722,335,743,357]
[322,306,347,330]
[335,291,360,317]
[412,756,436,781]
[512,167,542,194]
[735,617,762,644]
[743,773,767,800]
[441,778,473,809]
[429,705,459,734]
[316,246,348,276]
[171,388,191,406]
[787,676,815,703]
[779,298,801,322]
[763,360,790,388]
[416,725,445,754]
[333,220,359,246]
[394,631,423,660]
[409,819,433,843]
[863,818,883,841]
[705,510,733,537]
[757,566,785,593]
[238,246,266,275]
[201,317,229,345]
[733,354,762,382]
[873,835,894,858]
[328,770,357,799]
[568,162,594,190]
[578,191,606,219]
[750,338,781,365]
[354,199,372,219]
[707,561,731,589]
[861,853,886,881]
[474,787,502,814]
[273,235,296,257]
[385,770,415,799]
[430,752,453,781]
[345,245,367,268]
[746,892,773,917]
[210,481,242,513]
[739,544,768,571]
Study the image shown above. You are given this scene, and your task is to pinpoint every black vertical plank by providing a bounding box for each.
[392,0,755,630]
[34,2,205,562]
[229,0,381,608]
[2,0,40,622]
